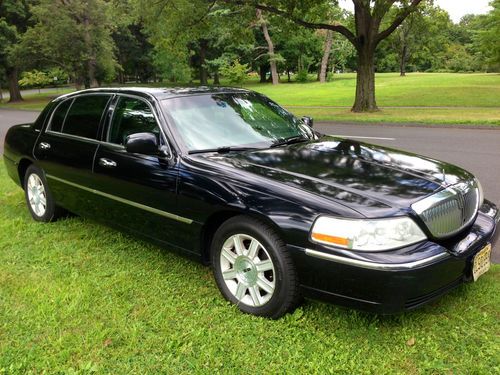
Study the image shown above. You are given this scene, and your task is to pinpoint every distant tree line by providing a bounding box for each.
[0,0,498,111]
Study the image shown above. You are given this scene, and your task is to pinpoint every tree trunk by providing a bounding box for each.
[213,69,220,85]
[7,68,23,102]
[0,81,3,102]
[257,9,279,85]
[351,4,378,112]
[400,45,407,76]
[319,30,333,83]
[259,65,268,83]
[82,14,97,88]
[199,39,208,85]
[352,47,377,112]
[287,69,291,82]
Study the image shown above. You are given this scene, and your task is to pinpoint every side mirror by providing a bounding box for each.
[302,116,314,128]
[124,132,159,155]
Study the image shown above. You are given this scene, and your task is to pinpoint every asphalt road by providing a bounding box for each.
[1,109,499,261]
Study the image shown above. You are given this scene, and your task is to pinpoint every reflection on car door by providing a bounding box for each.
[92,95,194,253]
[34,94,112,215]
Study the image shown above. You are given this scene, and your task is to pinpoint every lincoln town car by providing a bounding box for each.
[3,87,498,318]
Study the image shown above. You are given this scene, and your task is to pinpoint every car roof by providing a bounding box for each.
[53,86,253,102]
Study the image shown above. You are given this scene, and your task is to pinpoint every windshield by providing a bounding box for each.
[161,93,313,152]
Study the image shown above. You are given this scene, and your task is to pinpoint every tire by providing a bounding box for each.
[211,215,300,319]
[24,165,64,222]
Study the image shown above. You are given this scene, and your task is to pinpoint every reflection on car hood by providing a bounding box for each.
[195,136,474,216]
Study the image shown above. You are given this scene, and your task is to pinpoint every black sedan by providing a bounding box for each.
[3,87,498,318]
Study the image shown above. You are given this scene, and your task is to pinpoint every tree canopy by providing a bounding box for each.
[0,0,498,111]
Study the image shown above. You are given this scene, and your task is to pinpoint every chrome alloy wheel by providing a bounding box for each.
[220,234,276,307]
[27,174,47,217]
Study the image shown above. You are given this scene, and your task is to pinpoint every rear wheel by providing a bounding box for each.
[211,216,300,318]
[24,165,64,222]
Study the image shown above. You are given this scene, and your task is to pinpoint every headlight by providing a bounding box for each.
[310,216,426,251]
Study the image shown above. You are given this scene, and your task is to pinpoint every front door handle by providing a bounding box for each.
[98,158,117,168]
[39,142,51,150]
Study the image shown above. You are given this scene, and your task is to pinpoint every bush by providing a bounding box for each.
[296,69,309,83]
[220,59,249,85]
[18,70,52,92]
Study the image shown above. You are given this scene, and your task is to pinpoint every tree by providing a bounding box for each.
[21,0,117,88]
[0,0,34,102]
[256,9,280,84]
[476,0,500,71]
[319,30,333,82]
[224,0,426,111]
[113,24,156,83]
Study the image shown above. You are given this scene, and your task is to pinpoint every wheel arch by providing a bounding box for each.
[18,158,34,188]
[200,209,287,265]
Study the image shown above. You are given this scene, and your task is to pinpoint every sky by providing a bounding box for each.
[339,0,493,23]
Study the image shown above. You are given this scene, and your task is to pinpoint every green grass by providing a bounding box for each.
[248,72,500,108]
[0,164,499,374]
[1,73,499,124]
[289,107,500,125]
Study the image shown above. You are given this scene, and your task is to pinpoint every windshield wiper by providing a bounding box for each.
[270,135,309,148]
[188,146,259,155]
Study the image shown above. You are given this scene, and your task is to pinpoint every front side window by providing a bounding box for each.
[161,93,313,152]
[63,95,111,139]
[49,99,73,132]
[108,97,160,145]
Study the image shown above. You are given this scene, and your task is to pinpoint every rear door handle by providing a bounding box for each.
[39,142,51,150]
[98,158,117,168]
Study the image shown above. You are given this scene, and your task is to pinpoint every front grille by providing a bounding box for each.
[412,180,481,239]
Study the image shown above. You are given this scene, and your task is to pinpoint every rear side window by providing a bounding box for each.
[63,95,111,139]
[49,99,73,132]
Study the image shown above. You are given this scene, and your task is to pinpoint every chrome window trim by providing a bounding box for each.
[304,249,450,271]
[46,174,193,224]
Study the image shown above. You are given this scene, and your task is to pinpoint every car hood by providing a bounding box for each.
[193,136,474,217]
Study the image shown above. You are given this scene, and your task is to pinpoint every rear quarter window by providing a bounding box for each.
[48,99,73,132]
[62,95,111,139]
[33,102,56,131]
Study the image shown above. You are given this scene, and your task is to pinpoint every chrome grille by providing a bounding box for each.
[411,180,481,239]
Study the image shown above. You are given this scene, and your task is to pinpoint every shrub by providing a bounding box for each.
[296,69,309,82]
[220,59,249,85]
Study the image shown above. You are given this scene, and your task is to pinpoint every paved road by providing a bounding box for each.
[315,122,500,207]
[0,109,39,155]
[1,109,499,261]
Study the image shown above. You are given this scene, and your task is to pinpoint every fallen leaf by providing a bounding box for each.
[406,337,416,347]
[103,338,112,347]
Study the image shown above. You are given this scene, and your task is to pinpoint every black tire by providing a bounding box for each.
[23,165,64,222]
[211,215,301,319]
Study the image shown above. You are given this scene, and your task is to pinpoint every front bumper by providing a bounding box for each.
[289,200,499,314]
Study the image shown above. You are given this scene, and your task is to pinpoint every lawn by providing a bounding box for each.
[0,163,499,374]
[1,73,499,125]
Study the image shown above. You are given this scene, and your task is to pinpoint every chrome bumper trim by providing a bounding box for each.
[46,174,193,224]
[305,249,450,271]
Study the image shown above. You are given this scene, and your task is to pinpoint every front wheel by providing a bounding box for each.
[211,216,300,319]
[24,165,64,222]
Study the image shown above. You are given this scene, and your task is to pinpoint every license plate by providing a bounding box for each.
[472,244,491,281]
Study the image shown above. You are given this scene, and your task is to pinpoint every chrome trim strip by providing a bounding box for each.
[304,249,450,270]
[46,174,193,224]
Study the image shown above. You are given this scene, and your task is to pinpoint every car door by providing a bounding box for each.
[34,94,113,216]
[92,95,194,252]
